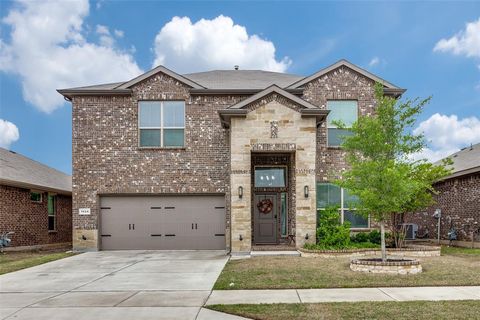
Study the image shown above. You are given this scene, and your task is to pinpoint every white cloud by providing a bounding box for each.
[153,15,291,73]
[0,119,19,148]
[369,57,380,67]
[368,56,386,68]
[96,24,109,35]
[114,29,124,38]
[0,0,142,113]
[434,18,480,59]
[412,113,480,162]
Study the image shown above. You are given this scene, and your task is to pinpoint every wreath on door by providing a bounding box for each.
[257,198,273,214]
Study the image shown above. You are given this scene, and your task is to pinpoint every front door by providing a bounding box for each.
[254,194,277,244]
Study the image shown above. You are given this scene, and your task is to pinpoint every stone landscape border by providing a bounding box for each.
[300,245,441,258]
[350,258,423,274]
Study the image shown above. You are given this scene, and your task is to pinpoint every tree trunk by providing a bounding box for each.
[380,220,387,262]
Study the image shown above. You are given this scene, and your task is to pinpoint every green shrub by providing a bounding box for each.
[315,207,351,248]
[368,229,381,244]
[350,230,383,245]
[351,232,369,243]
[304,241,379,250]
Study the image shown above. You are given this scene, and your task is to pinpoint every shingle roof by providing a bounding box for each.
[436,142,480,180]
[57,59,405,98]
[61,82,125,91]
[0,148,71,194]
[183,70,303,89]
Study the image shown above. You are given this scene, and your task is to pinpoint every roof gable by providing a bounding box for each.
[287,59,401,89]
[116,65,205,89]
[228,85,318,110]
[218,85,329,128]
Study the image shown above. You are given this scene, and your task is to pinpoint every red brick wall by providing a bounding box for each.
[0,185,72,247]
[301,65,377,181]
[406,172,480,242]
[71,66,380,250]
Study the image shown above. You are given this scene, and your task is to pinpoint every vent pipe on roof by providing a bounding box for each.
[234,65,239,70]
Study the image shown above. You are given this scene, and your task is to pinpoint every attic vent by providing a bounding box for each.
[234,65,239,70]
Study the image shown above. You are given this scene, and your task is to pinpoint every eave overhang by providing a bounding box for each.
[0,178,72,196]
[218,109,248,128]
[57,89,132,100]
[300,109,330,126]
[384,88,407,98]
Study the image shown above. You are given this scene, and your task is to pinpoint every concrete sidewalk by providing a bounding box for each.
[206,286,480,305]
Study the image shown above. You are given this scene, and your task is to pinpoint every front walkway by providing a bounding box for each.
[206,286,480,305]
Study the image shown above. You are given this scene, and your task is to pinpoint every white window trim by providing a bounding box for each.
[138,101,185,148]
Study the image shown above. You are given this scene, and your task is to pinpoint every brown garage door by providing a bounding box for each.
[100,195,226,250]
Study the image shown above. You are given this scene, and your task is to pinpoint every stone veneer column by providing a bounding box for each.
[229,99,317,253]
[230,118,252,254]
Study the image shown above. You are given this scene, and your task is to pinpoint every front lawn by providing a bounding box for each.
[0,250,76,275]
[209,301,480,320]
[214,247,480,289]
[441,246,480,256]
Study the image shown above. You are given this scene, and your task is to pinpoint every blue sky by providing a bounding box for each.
[1,0,479,175]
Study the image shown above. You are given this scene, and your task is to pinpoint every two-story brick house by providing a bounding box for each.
[59,59,405,254]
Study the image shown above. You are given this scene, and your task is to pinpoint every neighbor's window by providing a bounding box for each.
[254,167,286,188]
[139,101,185,147]
[30,191,42,202]
[48,194,56,231]
[317,182,368,228]
[327,100,358,146]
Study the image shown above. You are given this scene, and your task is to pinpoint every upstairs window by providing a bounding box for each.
[327,100,358,147]
[139,101,185,147]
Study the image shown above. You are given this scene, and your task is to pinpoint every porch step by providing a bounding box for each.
[251,250,301,257]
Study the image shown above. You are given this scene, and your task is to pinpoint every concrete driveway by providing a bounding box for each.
[0,251,231,320]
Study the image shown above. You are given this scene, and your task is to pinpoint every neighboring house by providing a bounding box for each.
[0,148,72,249]
[406,143,480,247]
[58,59,405,254]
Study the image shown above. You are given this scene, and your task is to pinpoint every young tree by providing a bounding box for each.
[334,83,452,262]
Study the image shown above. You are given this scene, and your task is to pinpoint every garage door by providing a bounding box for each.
[100,195,226,250]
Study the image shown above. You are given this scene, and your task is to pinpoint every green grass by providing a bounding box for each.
[209,301,480,320]
[0,250,76,275]
[441,246,480,256]
[214,246,480,290]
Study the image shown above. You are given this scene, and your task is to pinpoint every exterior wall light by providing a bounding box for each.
[305,233,309,240]
[304,185,309,198]
[239,234,243,241]
[238,186,243,199]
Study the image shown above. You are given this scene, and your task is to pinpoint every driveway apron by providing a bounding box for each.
[0,250,228,320]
